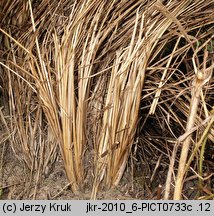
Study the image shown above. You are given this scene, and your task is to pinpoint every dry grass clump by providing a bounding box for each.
[0,0,213,199]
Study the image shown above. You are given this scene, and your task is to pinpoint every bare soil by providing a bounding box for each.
[1,137,213,200]
[0,146,161,200]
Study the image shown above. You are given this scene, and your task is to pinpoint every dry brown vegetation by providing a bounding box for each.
[0,0,214,200]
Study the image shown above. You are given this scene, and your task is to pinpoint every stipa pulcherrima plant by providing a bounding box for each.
[0,0,213,199]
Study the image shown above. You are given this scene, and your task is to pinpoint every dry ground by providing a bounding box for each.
[1,144,210,200]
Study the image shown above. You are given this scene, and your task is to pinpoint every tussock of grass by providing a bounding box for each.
[0,0,213,199]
